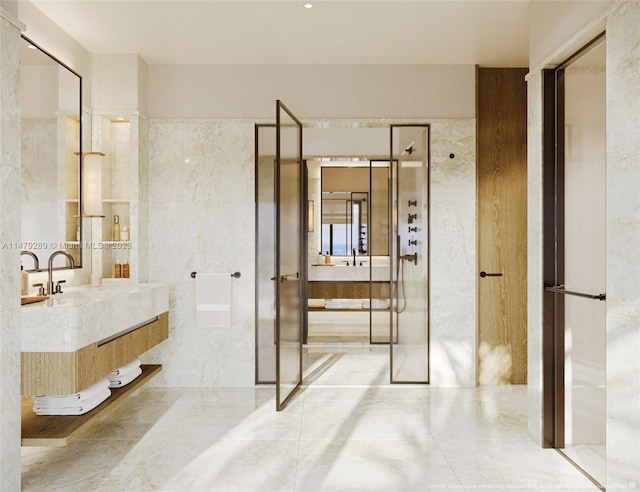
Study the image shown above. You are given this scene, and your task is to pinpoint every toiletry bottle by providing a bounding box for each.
[21,264,28,296]
[121,225,129,242]
[112,215,121,241]
[122,261,130,279]
[324,252,331,264]
[114,260,122,278]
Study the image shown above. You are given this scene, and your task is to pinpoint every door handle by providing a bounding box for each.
[480,271,503,278]
[544,285,606,301]
[280,272,299,282]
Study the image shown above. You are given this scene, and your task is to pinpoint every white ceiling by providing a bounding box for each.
[30,0,530,66]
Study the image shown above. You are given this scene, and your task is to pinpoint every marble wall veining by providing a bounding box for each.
[527,1,640,487]
[605,1,640,487]
[429,119,477,387]
[146,120,256,387]
[146,118,476,388]
[526,70,544,445]
[0,7,25,491]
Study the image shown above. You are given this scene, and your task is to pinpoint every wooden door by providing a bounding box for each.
[477,68,528,385]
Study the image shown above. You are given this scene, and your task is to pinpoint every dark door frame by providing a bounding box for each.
[542,31,607,449]
[541,32,607,491]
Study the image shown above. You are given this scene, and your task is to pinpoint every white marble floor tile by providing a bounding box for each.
[295,439,460,492]
[437,438,599,491]
[21,346,601,492]
[300,399,432,442]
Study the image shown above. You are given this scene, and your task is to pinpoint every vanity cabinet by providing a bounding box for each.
[21,309,168,447]
[308,281,390,310]
[21,312,168,396]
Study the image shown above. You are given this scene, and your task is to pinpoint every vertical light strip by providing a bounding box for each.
[82,152,106,217]
[307,200,315,232]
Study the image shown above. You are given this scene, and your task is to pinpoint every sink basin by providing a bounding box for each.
[21,296,49,306]
[21,283,168,353]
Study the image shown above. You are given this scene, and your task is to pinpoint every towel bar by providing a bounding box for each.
[191,271,241,279]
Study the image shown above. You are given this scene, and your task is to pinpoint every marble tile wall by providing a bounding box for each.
[0,7,25,491]
[526,1,640,487]
[526,71,544,445]
[137,115,149,282]
[146,120,256,387]
[605,2,640,488]
[145,118,476,388]
[429,119,476,387]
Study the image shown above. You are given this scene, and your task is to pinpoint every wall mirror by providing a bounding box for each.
[320,164,389,256]
[20,36,82,271]
[321,191,369,255]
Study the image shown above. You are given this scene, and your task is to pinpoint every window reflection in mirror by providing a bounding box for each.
[320,163,389,256]
[20,36,82,271]
[321,191,369,255]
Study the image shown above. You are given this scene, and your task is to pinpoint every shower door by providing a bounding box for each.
[544,37,607,486]
[390,125,430,383]
[255,124,276,384]
[275,101,304,410]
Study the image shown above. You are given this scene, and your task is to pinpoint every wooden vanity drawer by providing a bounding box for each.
[308,281,390,299]
[92,312,168,383]
[22,312,168,396]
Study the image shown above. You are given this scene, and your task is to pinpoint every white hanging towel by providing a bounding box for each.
[196,273,231,328]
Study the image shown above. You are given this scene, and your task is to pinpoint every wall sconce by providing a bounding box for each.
[82,152,106,217]
[307,200,315,232]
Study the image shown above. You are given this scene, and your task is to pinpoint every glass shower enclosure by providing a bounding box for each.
[390,125,430,383]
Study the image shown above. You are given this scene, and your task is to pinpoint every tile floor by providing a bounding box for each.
[21,345,599,491]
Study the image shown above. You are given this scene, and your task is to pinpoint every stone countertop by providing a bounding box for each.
[21,283,169,353]
[308,265,389,282]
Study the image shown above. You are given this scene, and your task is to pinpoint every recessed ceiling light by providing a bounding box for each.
[303,3,314,9]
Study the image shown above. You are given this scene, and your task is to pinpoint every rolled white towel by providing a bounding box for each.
[34,387,111,415]
[325,299,350,309]
[108,365,143,388]
[108,358,141,379]
[32,377,110,406]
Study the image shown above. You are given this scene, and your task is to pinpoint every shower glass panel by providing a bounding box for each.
[255,125,277,383]
[275,101,303,411]
[369,161,392,344]
[390,125,430,383]
[560,38,606,484]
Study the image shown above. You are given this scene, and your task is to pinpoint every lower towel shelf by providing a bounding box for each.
[21,364,162,447]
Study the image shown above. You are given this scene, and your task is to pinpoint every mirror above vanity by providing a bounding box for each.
[20,35,82,272]
[320,163,389,257]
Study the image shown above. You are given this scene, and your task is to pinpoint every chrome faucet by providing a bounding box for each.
[47,251,75,295]
[21,250,40,271]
